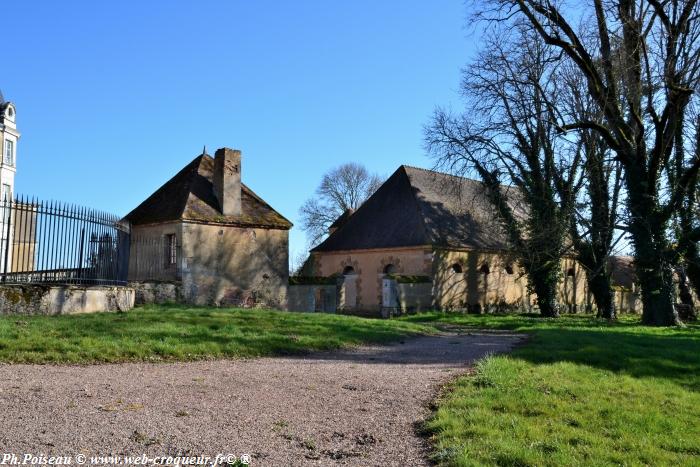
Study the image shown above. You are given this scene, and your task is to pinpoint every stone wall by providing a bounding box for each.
[288,284,337,313]
[433,249,530,311]
[129,281,183,305]
[129,222,182,282]
[312,247,431,313]
[313,246,594,314]
[130,221,289,309]
[0,285,135,315]
[396,282,432,313]
[180,222,289,308]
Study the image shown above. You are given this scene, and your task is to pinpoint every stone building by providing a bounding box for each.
[0,90,20,269]
[308,165,590,315]
[125,147,292,308]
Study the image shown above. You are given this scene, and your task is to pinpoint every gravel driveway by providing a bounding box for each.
[0,331,522,466]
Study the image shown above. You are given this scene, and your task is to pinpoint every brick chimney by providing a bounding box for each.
[213,147,242,217]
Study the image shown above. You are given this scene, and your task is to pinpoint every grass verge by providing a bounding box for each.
[0,304,430,364]
[400,312,700,466]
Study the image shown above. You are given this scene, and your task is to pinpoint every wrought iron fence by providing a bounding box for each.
[0,196,131,286]
[128,235,182,281]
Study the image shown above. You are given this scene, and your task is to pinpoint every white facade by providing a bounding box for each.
[0,92,20,271]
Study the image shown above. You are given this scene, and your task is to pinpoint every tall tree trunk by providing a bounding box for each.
[529,264,561,317]
[625,161,681,326]
[684,246,700,301]
[675,266,697,321]
[590,270,615,320]
[631,225,679,325]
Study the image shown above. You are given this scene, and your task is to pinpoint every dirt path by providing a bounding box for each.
[0,332,523,466]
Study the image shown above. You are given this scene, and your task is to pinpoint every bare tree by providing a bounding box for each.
[484,0,700,325]
[427,24,581,318]
[560,63,623,320]
[299,163,383,247]
[670,110,700,319]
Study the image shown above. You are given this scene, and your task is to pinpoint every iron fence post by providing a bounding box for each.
[3,199,13,282]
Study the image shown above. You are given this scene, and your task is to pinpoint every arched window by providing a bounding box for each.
[451,263,463,274]
[480,263,490,275]
[343,266,356,276]
[505,264,514,275]
[383,264,397,274]
[566,268,575,277]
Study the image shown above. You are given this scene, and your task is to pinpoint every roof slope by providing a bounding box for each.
[609,255,636,289]
[125,154,292,229]
[329,208,355,230]
[312,165,518,252]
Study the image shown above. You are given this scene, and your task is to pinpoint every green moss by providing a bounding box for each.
[0,285,48,305]
[387,274,431,284]
[289,276,337,285]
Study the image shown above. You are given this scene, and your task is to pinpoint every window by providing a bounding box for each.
[166,234,177,266]
[451,263,463,274]
[4,140,13,166]
[2,184,10,202]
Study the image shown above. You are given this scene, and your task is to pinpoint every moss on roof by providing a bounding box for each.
[124,154,292,229]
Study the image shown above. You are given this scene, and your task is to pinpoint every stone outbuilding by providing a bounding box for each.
[125,147,292,308]
[307,165,590,315]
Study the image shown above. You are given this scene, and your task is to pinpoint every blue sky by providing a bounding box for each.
[3,1,475,263]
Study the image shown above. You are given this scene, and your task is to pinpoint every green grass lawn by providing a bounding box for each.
[2,305,698,465]
[400,312,700,466]
[0,304,430,364]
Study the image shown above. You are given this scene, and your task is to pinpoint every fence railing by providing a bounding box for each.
[0,196,131,286]
[128,235,182,282]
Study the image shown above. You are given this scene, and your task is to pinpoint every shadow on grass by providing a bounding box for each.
[400,311,700,390]
[514,328,700,390]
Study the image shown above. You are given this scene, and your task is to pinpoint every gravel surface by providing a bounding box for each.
[0,331,523,466]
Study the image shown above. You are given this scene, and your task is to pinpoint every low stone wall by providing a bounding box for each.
[129,281,183,305]
[397,282,432,313]
[288,284,337,313]
[0,285,135,315]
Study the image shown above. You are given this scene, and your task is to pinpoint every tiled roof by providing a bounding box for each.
[125,154,292,229]
[312,165,523,252]
[609,255,636,289]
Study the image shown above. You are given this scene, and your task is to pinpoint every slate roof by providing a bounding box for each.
[608,255,636,289]
[0,90,9,121]
[312,165,523,252]
[125,153,292,229]
[329,208,355,230]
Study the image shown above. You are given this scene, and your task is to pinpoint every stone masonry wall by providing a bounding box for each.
[0,285,135,315]
[129,281,183,305]
[180,223,289,308]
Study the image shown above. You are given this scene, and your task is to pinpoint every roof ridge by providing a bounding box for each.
[401,164,485,184]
